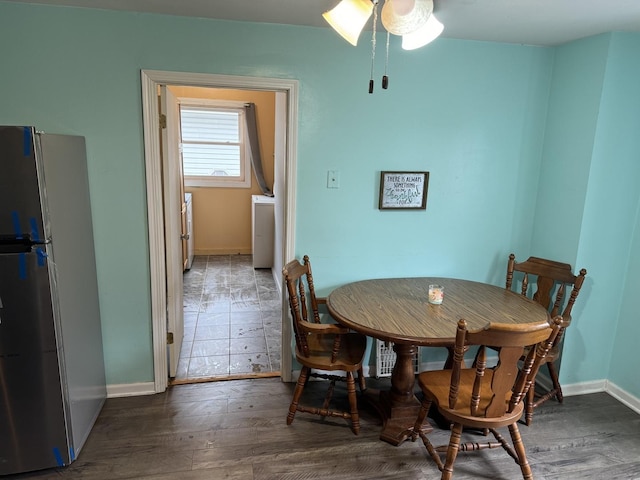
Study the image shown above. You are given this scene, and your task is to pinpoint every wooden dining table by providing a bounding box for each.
[326,277,550,446]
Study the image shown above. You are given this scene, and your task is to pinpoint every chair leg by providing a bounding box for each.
[441,422,463,480]
[526,361,564,426]
[357,366,367,392]
[547,361,563,403]
[346,371,360,435]
[412,399,445,471]
[287,366,309,425]
[321,380,336,414]
[411,399,431,441]
[524,381,535,426]
[508,422,533,480]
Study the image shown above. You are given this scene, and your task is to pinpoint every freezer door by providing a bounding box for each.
[0,126,47,241]
[0,251,71,474]
[38,133,107,452]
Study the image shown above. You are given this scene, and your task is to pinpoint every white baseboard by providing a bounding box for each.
[107,382,156,398]
[107,373,639,416]
[560,379,607,397]
[194,248,252,256]
[560,379,640,414]
[604,380,640,414]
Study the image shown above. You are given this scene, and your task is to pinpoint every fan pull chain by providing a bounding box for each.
[369,1,379,94]
[382,30,390,89]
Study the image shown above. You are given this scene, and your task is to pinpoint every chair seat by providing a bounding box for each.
[418,369,523,429]
[295,332,367,371]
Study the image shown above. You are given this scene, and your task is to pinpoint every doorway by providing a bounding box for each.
[141,70,298,393]
[164,85,280,383]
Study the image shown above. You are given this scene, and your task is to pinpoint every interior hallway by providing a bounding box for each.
[174,254,281,382]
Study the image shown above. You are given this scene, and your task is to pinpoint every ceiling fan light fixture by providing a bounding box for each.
[322,0,375,46]
[381,0,433,35]
[323,0,444,92]
[401,12,443,50]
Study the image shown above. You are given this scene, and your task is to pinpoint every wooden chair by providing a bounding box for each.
[506,253,587,425]
[411,317,563,480]
[282,255,367,434]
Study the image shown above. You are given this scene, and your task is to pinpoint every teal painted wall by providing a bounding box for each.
[531,35,609,262]
[577,33,640,398]
[0,2,638,397]
[528,33,640,397]
[614,209,640,398]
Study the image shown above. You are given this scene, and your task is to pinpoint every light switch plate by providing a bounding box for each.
[327,170,340,188]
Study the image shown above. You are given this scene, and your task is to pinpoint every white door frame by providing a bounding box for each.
[159,85,184,378]
[141,69,298,393]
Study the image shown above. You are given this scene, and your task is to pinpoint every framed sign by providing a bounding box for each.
[379,171,429,210]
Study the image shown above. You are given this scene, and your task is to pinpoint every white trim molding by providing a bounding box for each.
[561,379,607,397]
[551,379,640,414]
[140,71,169,394]
[107,382,156,398]
[603,381,640,415]
[140,69,298,392]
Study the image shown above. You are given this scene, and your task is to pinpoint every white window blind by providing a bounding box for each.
[179,102,250,188]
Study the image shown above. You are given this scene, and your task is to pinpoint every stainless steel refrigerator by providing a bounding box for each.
[0,126,106,475]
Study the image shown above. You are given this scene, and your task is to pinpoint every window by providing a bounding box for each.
[179,100,250,188]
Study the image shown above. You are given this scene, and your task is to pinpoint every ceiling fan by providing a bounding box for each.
[323,0,443,92]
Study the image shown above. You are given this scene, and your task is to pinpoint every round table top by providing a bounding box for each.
[326,277,550,346]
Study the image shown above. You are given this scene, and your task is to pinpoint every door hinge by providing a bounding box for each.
[159,113,167,129]
[167,331,174,345]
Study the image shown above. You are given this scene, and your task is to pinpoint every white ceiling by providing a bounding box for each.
[8,0,640,47]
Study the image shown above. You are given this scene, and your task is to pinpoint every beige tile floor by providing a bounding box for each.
[175,254,281,381]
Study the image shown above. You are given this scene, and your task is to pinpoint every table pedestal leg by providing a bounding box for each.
[363,343,432,446]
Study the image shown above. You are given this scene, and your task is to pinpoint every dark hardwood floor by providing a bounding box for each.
[6,378,640,479]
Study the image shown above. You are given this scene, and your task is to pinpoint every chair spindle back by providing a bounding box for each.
[506,253,586,346]
[283,255,322,359]
[448,318,562,419]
